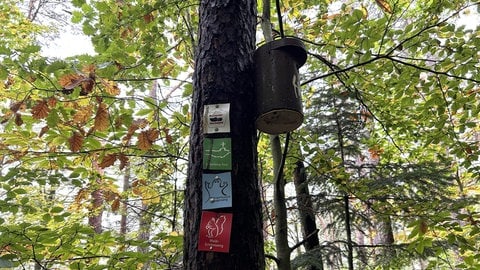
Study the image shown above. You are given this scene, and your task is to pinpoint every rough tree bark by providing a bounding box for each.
[183,0,265,269]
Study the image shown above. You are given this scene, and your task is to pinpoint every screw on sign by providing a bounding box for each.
[203,103,230,134]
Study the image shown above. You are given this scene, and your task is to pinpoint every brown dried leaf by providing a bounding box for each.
[104,190,117,201]
[101,79,120,96]
[14,113,23,126]
[82,64,96,77]
[10,101,23,112]
[58,74,85,89]
[118,153,129,170]
[163,128,173,144]
[47,97,57,108]
[94,103,109,131]
[68,132,84,152]
[111,198,120,212]
[80,79,95,96]
[123,119,147,144]
[73,105,93,124]
[31,100,50,119]
[39,126,49,137]
[137,131,152,150]
[146,128,159,142]
[99,154,117,169]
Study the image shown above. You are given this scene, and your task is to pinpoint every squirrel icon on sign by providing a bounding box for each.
[206,215,227,238]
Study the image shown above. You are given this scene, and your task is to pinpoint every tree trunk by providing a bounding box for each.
[271,135,291,270]
[120,163,130,235]
[183,0,265,269]
[137,203,152,270]
[294,161,323,270]
[88,178,103,234]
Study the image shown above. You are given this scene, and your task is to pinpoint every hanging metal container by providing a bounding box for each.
[254,38,307,134]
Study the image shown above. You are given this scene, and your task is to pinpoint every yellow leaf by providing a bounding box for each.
[94,103,109,131]
[68,132,84,152]
[73,105,93,124]
[31,100,50,119]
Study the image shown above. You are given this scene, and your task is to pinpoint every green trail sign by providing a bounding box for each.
[203,138,232,171]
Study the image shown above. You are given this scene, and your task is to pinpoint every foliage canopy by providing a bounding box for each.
[0,0,479,269]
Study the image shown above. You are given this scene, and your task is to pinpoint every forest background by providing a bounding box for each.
[0,0,479,269]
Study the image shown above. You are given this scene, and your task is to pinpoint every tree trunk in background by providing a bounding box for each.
[294,161,323,270]
[373,214,395,260]
[88,180,103,234]
[120,164,130,235]
[271,135,291,270]
[137,203,152,270]
[183,0,265,269]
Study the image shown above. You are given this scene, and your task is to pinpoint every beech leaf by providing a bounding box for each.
[58,74,86,90]
[31,100,50,119]
[101,79,121,96]
[68,132,84,152]
[39,126,49,138]
[111,198,120,212]
[14,113,23,126]
[73,105,93,124]
[94,103,109,131]
[118,154,129,170]
[137,131,152,150]
[99,154,117,169]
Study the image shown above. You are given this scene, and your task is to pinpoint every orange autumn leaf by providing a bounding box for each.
[68,132,84,152]
[99,154,117,169]
[368,147,383,160]
[31,100,50,119]
[94,103,109,131]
